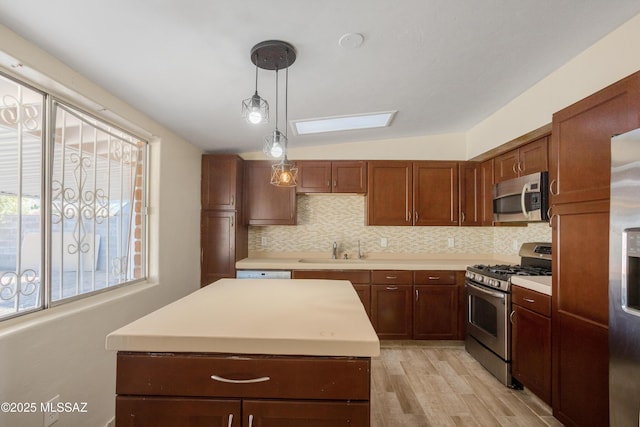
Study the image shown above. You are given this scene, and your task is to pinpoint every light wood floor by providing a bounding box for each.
[371,341,564,427]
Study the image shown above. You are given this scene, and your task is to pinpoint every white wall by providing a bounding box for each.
[0,24,202,427]
[466,13,640,158]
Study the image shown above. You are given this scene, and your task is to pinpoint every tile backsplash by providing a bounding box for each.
[248,194,552,257]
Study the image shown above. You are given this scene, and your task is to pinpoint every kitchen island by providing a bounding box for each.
[106,279,379,427]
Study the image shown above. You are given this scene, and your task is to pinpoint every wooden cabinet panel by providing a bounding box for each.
[371,270,412,285]
[201,210,246,286]
[244,161,296,225]
[480,159,494,226]
[332,160,367,193]
[511,286,551,405]
[296,160,366,193]
[201,155,242,210]
[550,71,640,204]
[367,161,412,226]
[459,162,480,226]
[117,353,370,400]
[413,270,456,285]
[494,137,548,183]
[413,161,458,226]
[295,161,331,193]
[243,400,369,426]
[413,285,458,340]
[116,396,240,427]
[371,284,413,339]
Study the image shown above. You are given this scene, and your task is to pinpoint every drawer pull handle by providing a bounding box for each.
[385,276,398,279]
[248,414,254,427]
[386,286,398,290]
[428,276,441,280]
[228,414,234,427]
[211,375,271,384]
[523,298,535,303]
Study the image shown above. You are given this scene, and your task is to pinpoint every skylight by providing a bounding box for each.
[292,111,396,135]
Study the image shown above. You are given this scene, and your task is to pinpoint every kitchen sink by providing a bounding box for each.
[298,258,367,264]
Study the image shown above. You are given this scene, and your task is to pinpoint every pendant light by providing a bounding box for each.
[245,40,298,186]
[241,53,268,124]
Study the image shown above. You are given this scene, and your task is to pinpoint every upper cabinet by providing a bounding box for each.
[296,160,367,194]
[459,162,481,226]
[367,161,458,226]
[243,161,296,225]
[494,136,548,183]
[479,159,494,226]
[201,155,243,210]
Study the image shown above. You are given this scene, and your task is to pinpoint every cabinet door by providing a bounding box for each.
[201,155,242,210]
[371,284,413,339]
[413,285,458,340]
[295,161,331,193]
[116,396,240,427]
[201,211,238,286]
[413,161,459,226]
[332,160,367,193]
[494,149,519,183]
[480,159,494,225]
[244,161,296,225]
[518,136,548,176]
[551,71,640,204]
[367,161,412,226]
[243,400,369,426]
[511,304,551,405]
[459,162,480,226]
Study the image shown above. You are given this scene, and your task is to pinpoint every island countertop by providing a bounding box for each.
[106,279,380,357]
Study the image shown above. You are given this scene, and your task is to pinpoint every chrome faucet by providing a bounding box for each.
[332,241,337,259]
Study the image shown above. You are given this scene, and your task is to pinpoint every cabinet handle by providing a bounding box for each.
[248,414,253,427]
[461,212,465,223]
[333,180,337,187]
[327,180,330,187]
[523,298,535,303]
[510,310,515,324]
[228,414,234,427]
[385,275,398,279]
[428,276,441,280]
[211,375,271,384]
[231,195,234,206]
[415,211,419,222]
[231,216,234,227]
[517,161,524,172]
[549,179,558,196]
[386,286,398,290]
[415,289,419,301]
[512,162,518,174]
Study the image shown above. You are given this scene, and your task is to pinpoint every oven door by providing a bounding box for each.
[466,281,510,360]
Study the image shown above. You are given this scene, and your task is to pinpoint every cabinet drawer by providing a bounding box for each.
[291,270,370,284]
[371,270,412,285]
[413,270,456,285]
[512,285,551,317]
[116,353,370,400]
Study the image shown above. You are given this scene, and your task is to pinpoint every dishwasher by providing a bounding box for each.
[236,270,292,279]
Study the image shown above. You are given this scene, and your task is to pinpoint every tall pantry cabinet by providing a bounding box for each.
[201,155,248,286]
[550,70,640,427]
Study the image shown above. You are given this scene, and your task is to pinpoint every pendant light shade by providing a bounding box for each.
[244,40,298,186]
[241,55,269,124]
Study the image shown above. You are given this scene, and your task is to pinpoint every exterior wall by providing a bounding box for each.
[0,24,201,427]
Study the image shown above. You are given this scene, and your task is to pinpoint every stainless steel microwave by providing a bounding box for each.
[493,171,549,222]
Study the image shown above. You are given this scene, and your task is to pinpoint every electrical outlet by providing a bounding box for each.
[380,237,388,248]
[43,395,59,427]
[261,236,268,246]
[447,237,455,248]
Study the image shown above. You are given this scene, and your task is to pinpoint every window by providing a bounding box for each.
[0,72,147,321]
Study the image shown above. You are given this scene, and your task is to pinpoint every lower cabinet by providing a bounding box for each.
[115,352,371,427]
[116,397,368,426]
[511,285,551,405]
[371,271,413,339]
[413,271,461,340]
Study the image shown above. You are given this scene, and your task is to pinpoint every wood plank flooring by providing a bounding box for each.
[371,341,564,426]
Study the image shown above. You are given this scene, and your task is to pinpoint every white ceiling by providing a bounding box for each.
[0,1,639,154]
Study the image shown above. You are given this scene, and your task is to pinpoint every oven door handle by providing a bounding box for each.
[466,281,505,300]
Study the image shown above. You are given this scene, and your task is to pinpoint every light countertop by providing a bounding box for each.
[106,279,380,357]
[511,276,552,296]
[236,254,519,271]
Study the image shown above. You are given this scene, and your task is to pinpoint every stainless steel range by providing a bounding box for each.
[465,242,551,387]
